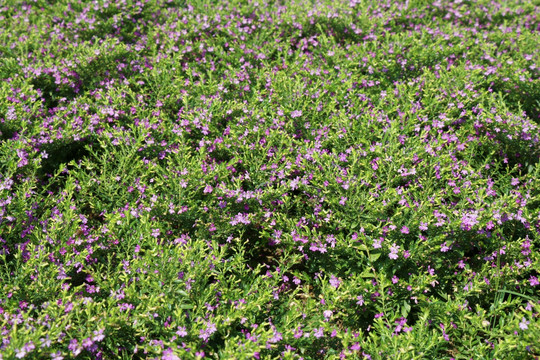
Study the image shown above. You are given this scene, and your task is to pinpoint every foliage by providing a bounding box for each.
[0,0,539,359]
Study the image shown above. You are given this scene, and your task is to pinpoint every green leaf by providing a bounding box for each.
[401,301,411,318]
[176,290,188,297]
[369,252,381,262]
[357,244,368,252]
[497,290,538,303]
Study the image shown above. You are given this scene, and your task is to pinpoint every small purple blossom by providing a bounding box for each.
[51,352,63,360]
[92,328,105,342]
[15,342,35,359]
[82,337,94,349]
[323,310,333,320]
[290,110,303,118]
[162,348,181,360]
[440,242,450,252]
[230,212,251,225]
[6,106,17,120]
[313,327,324,338]
[199,321,217,341]
[440,324,450,341]
[461,211,479,231]
[329,275,341,289]
[68,339,82,356]
[519,317,529,330]
[40,336,51,348]
[176,326,187,337]
[389,243,399,260]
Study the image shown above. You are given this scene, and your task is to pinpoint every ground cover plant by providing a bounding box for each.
[1,0,539,358]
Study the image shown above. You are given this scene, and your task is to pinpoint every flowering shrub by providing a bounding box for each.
[1,0,539,358]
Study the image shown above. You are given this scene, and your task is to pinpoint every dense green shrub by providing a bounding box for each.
[0,0,539,358]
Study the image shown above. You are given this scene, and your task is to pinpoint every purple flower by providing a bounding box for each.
[269,331,283,343]
[230,212,251,225]
[51,352,63,360]
[82,337,94,348]
[519,317,529,330]
[323,310,333,319]
[329,275,341,289]
[521,239,531,256]
[93,328,105,342]
[394,322,404,334]
[400,226,409,234]
[529,276,539,286]
[313,327,324,338]
[461,211,479,231]
[15,349,27,359]
[440,242,450,252]
[389,243,399,259]
[176,326,187,337]
[16,148,28,167]
[290,110,302,118]
[68,339,82,356]
[199,321,217,341]
[162,348,181,360]
[40,336,52,348]
[6,106,17,120]
[118,303,134,311]
[290,177,300,190]
[440,324,450,341]
[15,342,35,359]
